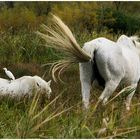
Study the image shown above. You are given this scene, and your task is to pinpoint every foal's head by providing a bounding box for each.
[33,76,52,99]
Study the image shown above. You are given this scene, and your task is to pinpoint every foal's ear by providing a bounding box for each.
[47,80,52,86]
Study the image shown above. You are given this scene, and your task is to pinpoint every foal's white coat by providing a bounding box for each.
[79,35,140,110]
[0,76,52,99]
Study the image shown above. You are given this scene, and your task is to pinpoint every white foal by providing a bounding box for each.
[0,76,52,99]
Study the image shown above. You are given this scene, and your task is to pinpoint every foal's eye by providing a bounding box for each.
[36,82,40,87]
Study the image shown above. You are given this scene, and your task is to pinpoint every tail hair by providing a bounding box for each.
[36,14,91,82]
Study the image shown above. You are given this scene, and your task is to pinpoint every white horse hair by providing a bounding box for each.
[80,35,140,110]
[37,15,140,111]
[0,75,52,99]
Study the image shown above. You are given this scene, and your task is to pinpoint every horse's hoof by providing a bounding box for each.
[102,98,108,105]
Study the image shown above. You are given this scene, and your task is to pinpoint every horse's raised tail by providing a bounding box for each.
[36,14,91,82]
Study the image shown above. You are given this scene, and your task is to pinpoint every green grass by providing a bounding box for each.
[0,30,140,138]
[0,66,140,138]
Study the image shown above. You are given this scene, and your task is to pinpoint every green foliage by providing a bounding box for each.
[0,30,64,65]
[0,72,140,138]
[0,2,139,35]
[0,7,37,32]
[111,10,140,35]
[51,2,97,33]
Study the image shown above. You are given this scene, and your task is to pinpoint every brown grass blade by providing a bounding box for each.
[32,90,65,121]
[103,126,140,139]
[105,86,135,105]
[31,106,73,133]
[28,90,40,117]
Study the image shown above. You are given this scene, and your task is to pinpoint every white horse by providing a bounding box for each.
[37,15,140,110]
[80,35,140,110]
[0,75,52,99]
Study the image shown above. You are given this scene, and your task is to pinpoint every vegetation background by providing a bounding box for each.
[0,1,140,138]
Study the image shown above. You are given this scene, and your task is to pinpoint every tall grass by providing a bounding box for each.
[0,68,140,138]
[0,30,64,65]
[0,29,140,138]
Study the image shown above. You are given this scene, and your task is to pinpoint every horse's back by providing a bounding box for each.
[83,37,117,55]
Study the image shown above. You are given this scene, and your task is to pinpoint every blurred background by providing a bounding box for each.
[0,1,139,68]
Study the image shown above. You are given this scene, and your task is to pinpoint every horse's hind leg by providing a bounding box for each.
[79,61,93,109]
[125,83,137,111]
[99,80,121,104]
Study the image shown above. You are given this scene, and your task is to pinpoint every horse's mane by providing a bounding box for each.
[117,35,140,50]
[36,14,91,82]
[130,36,140,42]
[130,35,140,49]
